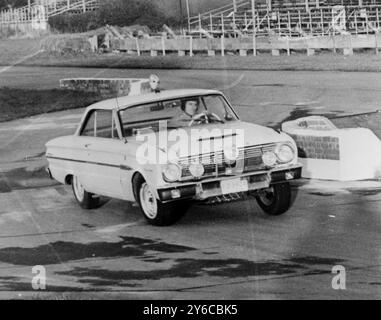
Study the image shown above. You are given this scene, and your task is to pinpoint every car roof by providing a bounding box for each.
[86,89,223,111]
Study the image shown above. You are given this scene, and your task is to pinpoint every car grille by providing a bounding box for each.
[178,143,277,180]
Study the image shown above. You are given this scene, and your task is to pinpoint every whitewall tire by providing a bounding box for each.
[134,175,190,226]
[72,175,100,209]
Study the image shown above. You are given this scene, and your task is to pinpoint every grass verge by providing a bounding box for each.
[0,87,103,123]
[3,38,381,72]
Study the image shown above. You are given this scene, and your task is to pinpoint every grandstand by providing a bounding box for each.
[2,0,381,38]
[187,0,381,37]
[0,0,99,29]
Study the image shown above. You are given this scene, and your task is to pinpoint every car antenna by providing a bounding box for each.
[115,92,128,143]
[115,92,121,111]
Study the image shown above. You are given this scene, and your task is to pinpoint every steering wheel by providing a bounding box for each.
[208,112,223,123]
[188,112,224,127]
[188,112,209,127]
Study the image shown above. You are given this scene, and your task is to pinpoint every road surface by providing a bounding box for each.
[0,66,380,299]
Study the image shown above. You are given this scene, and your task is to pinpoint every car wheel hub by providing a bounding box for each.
[258,187,275,206]
[73,176,85,202]
[140,183,158,219]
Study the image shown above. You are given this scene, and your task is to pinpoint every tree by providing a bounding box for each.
[0,0,28,10]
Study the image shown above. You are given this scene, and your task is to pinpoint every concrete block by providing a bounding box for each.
[178,50,186,56]
[207,50,215,56]
[343,48,354,55]
[282,116,381,181]
[271,49,280,56]
[239,49,247,56]
[307,48,315,56]
[150,50,158,57]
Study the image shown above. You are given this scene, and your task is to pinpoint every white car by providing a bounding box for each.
[46,88,302,226]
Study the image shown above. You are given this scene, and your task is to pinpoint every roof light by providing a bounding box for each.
[149,74,160,93]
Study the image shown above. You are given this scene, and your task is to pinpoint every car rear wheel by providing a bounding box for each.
[135,179,189,226]
[72,175,100,209]
[255,182,292,216]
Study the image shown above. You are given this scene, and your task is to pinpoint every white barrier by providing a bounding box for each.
[282,116,381,181]
[60,78,151,97]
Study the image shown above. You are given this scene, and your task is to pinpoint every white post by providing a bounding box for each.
[162,36,166,56]
[198,13,202,36]
[233,0,237,12]
[186,0,191,33]
[135,38,140,56]
[221,13,225,56]
[252,0,256,56]
[189,35,193,56]
[375,31,379,55]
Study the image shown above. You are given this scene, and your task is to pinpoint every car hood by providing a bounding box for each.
[137,121,295,159]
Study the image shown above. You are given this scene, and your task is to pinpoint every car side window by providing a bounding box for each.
[81,110,119,139]
[82,111,96,137]
[120,102,176,137]
[96,110,113,138]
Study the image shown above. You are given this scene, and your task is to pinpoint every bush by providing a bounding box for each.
[48,0,181,34]
[49,11,100,33]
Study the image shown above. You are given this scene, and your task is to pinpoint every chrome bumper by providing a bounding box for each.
[158,165,302,202]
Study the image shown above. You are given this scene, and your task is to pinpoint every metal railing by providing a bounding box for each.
[189,2,381,37]
[0,0,100,24]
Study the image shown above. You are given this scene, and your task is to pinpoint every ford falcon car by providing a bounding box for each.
[46,86,302,226]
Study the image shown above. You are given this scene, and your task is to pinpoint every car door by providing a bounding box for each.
[79,109,125,199]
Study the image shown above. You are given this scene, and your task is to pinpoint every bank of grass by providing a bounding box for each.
[3,38,381,71]
[0,39,43,65]
[0,87,103,122]
[7,50,381,72]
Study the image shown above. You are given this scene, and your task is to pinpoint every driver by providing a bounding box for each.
[183,99,199,118]
[169,99,204,127]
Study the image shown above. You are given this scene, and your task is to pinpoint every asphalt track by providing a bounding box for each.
[0,66,380,299]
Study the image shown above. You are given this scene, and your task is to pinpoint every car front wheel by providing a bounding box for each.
[72,175,100,209]
[255,182,292,216]
[136,180,189,226]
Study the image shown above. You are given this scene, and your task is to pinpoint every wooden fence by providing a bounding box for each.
[114,33,381,56]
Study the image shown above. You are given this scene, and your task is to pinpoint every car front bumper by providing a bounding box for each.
[158,165,302,202]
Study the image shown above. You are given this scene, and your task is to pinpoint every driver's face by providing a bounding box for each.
[185,100,199,116]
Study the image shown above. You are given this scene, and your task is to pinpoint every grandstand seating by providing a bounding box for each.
[188,0,381,37]
[0,0,99,25]
[2,0,381,38]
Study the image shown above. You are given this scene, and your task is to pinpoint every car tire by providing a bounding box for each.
[255,182,292,216]
[134,177,189,226]
[72,175,100,209]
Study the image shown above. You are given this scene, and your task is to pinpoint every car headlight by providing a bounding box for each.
[189,163,205,178]
[224,145,240,165]
[262,151,277,167]
[276,144,295,163]
[162,163,182,182]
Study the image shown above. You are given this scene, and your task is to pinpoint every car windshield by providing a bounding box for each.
[119,94,238,137]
